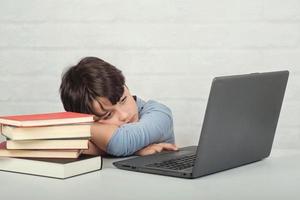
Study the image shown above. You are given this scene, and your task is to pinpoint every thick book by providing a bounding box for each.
[0,155,102,179]
[0,112,94,127]
[0,142,82,158]
[6,139,89,150]
[1,124,91,140]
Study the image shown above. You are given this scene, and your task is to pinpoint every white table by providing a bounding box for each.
[0,149,299,200]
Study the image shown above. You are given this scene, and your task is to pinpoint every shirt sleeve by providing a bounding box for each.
[106,100,175,157]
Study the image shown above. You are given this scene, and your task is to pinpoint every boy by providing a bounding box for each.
[59,57,178,157]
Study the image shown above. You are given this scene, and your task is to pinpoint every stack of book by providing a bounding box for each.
[0,112,102,179]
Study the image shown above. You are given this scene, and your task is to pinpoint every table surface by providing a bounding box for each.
[0,149,299,200]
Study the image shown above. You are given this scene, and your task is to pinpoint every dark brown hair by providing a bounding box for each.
[59,57,125,115]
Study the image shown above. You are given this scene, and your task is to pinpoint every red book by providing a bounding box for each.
[0,112,94,127]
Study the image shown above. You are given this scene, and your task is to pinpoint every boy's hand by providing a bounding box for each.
[135,143,178,156]
[82,140,107,156]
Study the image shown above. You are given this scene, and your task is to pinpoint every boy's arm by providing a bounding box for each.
[87,100,175,157]
[90,123,119,151]
[87,123,177,156]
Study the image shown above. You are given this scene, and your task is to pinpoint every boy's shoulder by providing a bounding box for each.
[135,96,171,115]
[135,96,146,113]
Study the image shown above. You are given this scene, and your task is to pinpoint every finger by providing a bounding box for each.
[137,148,157,156]
[152,145,164,153]
[157,143,179,151]
[157,143,176,147]
[147,149,158,155]
[82,141,101,155]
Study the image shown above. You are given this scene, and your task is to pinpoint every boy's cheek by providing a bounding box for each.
[96,119,124,127]
[131,113,139,123]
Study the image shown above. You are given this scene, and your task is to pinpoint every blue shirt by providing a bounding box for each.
[106,96,175,157]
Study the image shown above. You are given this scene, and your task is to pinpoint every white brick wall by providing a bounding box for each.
[0,0,299,149]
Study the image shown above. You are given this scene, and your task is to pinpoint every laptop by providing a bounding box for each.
[113,71,289,179]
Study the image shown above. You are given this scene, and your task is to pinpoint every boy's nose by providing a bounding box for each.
[118,109,130,122]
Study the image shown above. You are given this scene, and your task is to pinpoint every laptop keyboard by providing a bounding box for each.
[146,154,196,170]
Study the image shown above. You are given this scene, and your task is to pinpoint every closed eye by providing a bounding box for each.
[103,112,112,120]
[120,96,127,104]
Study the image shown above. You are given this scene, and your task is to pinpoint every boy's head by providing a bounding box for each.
[60,57,138,126]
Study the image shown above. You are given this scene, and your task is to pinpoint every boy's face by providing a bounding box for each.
[92,86,139,126]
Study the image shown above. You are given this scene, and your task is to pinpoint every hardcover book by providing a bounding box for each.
[6,139,89,150]
[0,112,94,127]
[0,142,82,158]
[1,124,91,140]
[0,155,102,179]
